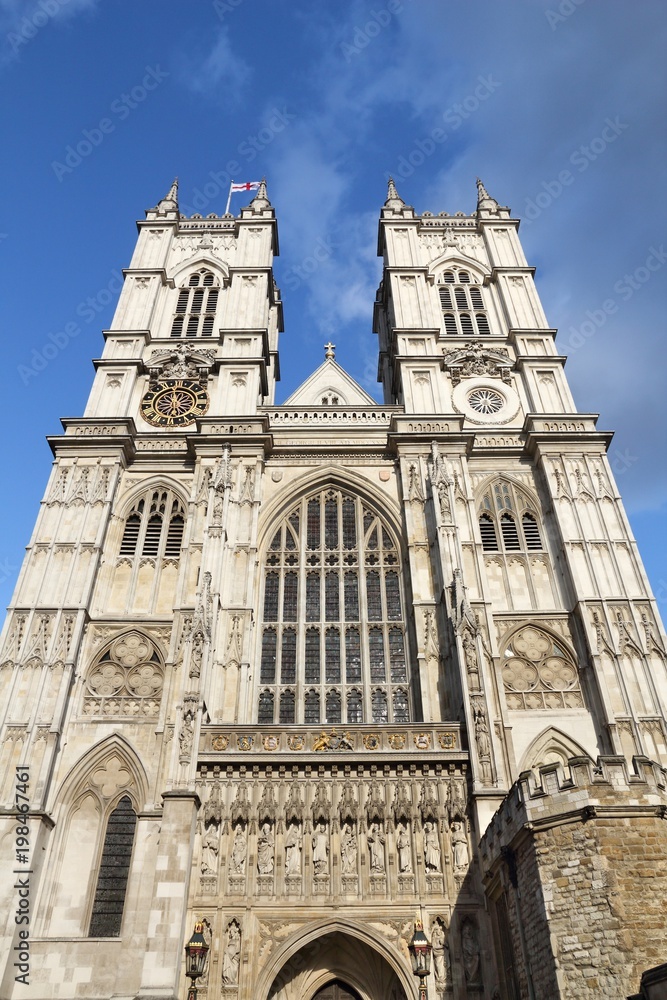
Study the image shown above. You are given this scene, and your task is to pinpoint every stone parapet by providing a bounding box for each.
[480,755,667,860]
[479,755,667,1000]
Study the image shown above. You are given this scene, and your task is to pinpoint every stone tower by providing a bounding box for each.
[0,177,664,1000]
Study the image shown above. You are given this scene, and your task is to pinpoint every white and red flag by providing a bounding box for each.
[225,180,261,213]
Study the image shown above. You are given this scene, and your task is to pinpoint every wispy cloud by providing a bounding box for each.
[0,0,99,65]
[189,0,667,511]
[180,27,252,106]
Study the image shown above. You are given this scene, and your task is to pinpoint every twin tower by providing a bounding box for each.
[0,177,665,1000]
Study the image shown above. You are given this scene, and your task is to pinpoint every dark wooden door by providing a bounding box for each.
[312,981,362,1000]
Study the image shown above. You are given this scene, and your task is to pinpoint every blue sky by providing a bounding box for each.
[0,0,665,620]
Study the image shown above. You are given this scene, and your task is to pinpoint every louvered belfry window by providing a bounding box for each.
[170,269,220,338]
[119,490,185,560]
[478,481,544,553]
[258,489,410,724]
[439,267,491,336]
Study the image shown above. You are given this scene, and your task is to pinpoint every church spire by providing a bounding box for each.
[385,176,406,211]
[155,177,179,213]
[248,177,272,213]
[476,177,500,215]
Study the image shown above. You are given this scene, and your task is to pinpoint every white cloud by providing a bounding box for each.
[181,27,252,105]
[0,0,99,65]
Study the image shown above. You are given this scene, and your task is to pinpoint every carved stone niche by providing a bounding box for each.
[200,874,217,896]
[285,875,302,895]
[397,873,415,894]
[369,874,387,895]
[228,874,246,896]
[256,875,274,896]
[341,874,358,894]
[313,876,330,895]
[426,872,444,894]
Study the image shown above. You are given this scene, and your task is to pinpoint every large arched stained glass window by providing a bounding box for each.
[258,489,410,724]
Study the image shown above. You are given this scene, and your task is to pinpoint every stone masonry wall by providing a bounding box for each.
[480,756,667,1000]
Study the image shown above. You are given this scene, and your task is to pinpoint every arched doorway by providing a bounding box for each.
[312,983,362,1000]
[266,930,410,1000]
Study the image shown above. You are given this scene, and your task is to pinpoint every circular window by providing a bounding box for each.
[467,387,504,414]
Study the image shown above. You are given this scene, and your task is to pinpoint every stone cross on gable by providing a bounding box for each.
[324,342,336,360]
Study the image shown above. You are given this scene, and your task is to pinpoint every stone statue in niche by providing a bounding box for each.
[396,822,412,873]
[201,823,219,875]
[462,628,481,691]
[285,821,302,876]
[257,822,275,875]
[341,823,357,874]
[221,920,241,986]
[462,919,482,986]
[423,821,442,872]
[367,822,386,873]
[229,823,247,875]
[189,630,204,678]
[431,919,451,984]
[451,821,470,873]
[312,821,329,875]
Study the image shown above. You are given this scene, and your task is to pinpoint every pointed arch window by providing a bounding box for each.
[257,489,411,724]
[438,268,491,336]
[170,269,220,338]
[478,481,544,554]
[119,489,186,560]
[88,795,137,937]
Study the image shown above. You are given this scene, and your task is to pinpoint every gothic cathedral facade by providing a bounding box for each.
[0,178,665,1000]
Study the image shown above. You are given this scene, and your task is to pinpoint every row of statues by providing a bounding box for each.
[202,817,470,879]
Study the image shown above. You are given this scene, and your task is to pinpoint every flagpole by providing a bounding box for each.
[225,182,234,216]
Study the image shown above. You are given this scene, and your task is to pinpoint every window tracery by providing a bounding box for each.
[119,489,185,560]
[83,631,164,719]
[501,626,583,710]
[478,481,543,553]
[258,489,410,724]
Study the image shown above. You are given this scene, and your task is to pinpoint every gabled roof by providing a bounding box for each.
[283,357,377,407]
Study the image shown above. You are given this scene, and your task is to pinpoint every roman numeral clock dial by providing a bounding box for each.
[140,379,209,427]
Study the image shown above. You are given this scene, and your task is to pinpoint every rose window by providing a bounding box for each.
[467,387,504,414]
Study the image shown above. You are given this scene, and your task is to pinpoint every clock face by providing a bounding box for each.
[140,379,209,427]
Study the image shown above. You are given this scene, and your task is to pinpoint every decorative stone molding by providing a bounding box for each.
[203,723,461,757]
[442,344,513,386]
